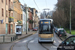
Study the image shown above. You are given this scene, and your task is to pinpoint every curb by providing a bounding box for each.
[0,34,32,44]
[10,32,36,50]
[10,34,32,50]
[59,37,65,41]
[0,42,12,44]
[56,33,72,41]
[0,33,34,44]
[59,36,68,41]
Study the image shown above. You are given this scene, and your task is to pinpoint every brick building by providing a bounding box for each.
[28,8,33,29]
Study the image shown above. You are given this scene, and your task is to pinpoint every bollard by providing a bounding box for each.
[11,37,12,42]
[14,36,16,40]
[13,37,14,41]
[15,36,17,39]
[16,35,18,39]
[3,35,5,42]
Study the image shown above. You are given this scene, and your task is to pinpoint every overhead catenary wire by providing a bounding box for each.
[45,0,47,8]
[33,0,40,10]
[22,0,40,10]
[23,0,26,4]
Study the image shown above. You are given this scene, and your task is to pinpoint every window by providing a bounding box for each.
[11,13,13,17]
[6,10,7,17]
[6,0,7,5]
[2,8,4,17]
[65,37,75,45]
[11,2,13,6]
[9,0,10,8]
[2,0,3,3]
[41,24,51,32]
[9,11,10,17]
[21,14,22,20]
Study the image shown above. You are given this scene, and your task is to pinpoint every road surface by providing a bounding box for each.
[13,31,62,50]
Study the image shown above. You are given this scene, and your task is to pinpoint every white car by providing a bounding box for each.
[57,28,66,36]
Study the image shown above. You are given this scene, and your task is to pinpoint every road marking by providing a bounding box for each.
[30,40,34,43]
[54,41,56,43]
[58,41,62,43]
[15,40,20,43]
[22,40,28,43]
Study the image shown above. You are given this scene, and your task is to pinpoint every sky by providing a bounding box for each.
[19,0,57,12]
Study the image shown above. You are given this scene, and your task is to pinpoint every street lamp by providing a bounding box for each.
[25,5,28,34]
[70,0,71,34]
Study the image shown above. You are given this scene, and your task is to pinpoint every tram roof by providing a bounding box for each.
[40,19,53,21]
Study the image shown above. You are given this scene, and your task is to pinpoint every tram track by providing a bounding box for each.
[10,32,60,50]
[26,36,50,50]
[40,42,58,50]
[26,36,36,50]
[40,43,49,50]
[26,35,58,50]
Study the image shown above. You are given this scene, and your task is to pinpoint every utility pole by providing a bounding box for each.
[22,4,28,34]
[26,4,27,34]
[70,0,71,34]
[23,4,28,34]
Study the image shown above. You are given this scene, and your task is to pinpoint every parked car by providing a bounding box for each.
[54,27,58,34]
[57,28,66,37]
[33,27,38,31]
[57,35,75,50]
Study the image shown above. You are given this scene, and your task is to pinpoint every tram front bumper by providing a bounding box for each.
[38,37,54,42]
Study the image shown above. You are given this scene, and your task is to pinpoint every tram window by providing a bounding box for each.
[41,24,51,32]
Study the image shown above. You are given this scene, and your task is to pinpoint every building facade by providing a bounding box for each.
[21,4,29,32]
[0,0,6,34]
[34,15,39,27]
[28,8,33,29]
[14,0,23,33]
[0,0,14,34]
[0,0,23,34]
[32,8,38,28]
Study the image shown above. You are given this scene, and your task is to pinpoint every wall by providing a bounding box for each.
[0,0,6,34]
[14,0,23,33]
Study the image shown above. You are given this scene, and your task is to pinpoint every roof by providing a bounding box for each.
[58,28,64,31]
[40,19,53,20]
[40,19,53,23]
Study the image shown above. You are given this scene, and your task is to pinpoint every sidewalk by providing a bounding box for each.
[0,34,16,43]
[66,33,72,37]
[59,33,73,41]
[0,31,36,50]
[0,31,36,43]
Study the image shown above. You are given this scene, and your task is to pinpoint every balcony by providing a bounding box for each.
[17,20,22,24]
[9,17,14,22]
[9,8,13,11]
[9,4,13,11]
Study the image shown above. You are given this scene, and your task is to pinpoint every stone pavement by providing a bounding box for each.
[0,31,36,50]
[59,33,73,41]
[0,31,36,43]
[66,33,72,37]
[0,34,16,43]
